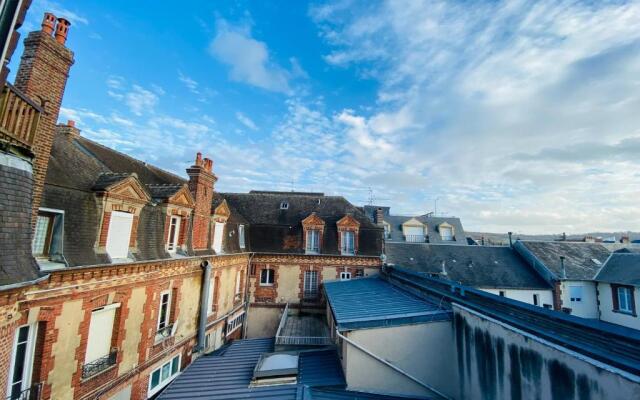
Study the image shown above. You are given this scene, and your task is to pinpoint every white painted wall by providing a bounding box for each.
[560,280,598,318]
[481,288,554,308]
[598,283,640,330]
[343,322,458,399]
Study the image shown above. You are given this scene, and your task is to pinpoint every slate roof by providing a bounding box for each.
[40,131,222,267]
[159,338,408,400]
[515,241,610,281]
[219,192,383,256]
[595,253,640,286]
[362,205,468,245]
[324,277,450,331]
[385,243,550,290]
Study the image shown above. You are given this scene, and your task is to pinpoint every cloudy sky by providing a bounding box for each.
[10,0,640,234]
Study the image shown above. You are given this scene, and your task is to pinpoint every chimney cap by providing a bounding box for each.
[54,17,71,45]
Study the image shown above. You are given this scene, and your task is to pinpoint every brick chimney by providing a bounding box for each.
[55,119,80,139]
[375,207,384,225]
[187,152,217,251]
[14,13,74,227]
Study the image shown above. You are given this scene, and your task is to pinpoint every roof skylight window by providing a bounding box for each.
[280,201,289,210]
[251,352,299,387]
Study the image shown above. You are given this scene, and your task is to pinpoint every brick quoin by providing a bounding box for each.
[98,212,111,247]
[13,13,74,229]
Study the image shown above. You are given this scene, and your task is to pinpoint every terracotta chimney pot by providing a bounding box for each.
[54,18,71,45]
[42,13,56,35]
[67,119,75,127]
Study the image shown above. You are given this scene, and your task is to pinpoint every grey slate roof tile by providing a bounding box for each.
[516,241,610,280]
[385,243,550,289]
[595,253,640,286]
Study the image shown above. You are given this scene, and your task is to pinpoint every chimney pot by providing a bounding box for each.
[67,119,75,127]
[195,152,203,167]
[41,13,56,35]
[54,18,71,45]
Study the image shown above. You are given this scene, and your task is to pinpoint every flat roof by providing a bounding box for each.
[324,277,450,331]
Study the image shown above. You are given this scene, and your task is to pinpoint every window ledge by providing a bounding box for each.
[259,283,274,287]
[612,309,637,317]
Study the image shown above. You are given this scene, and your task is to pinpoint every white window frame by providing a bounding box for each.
[212,222,224,254]
[226,311,245,336]
[166,215,181,253]
[618,286,633,313]
[84,303,119,365]
[7,324,38,399]
[569,285,583,302]
[260,268,274,286]
[440,226,454,241]
[148,354,181,397]
[157,290,172,331]
[306,229,320,254]
[32,208,65,258]
[341,231,355,255]
[340,271,351,281]
[304,270,319,298]
[105,211,134,260]
[238,224,246,249]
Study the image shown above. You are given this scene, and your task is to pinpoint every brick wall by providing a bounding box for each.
[187,154,216,251]
[13,23,74,228]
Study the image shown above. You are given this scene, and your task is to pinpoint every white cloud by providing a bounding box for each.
[311,0,640,233]
[209,19,293,94]
[35,0,89,25]
[235,112,258,131]
[178,71,200,94]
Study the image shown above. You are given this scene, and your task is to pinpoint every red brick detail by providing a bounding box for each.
[14,28,75,229]
[129,215,139,247]
[253,264,279,303]
[187,154,217,250]
[177,217,187,246]
[553,281,563,311]
[302,213,325,253]
[98,212,111,247]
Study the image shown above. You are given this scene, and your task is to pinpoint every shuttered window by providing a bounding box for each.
[212,222,224,253]
[106,211,133,260]
[238,225,245,249]
[306,230,320,253]
[85,305,118,363]
[341,231,355,255]
[304,271,318,299]
[167,216,181,253]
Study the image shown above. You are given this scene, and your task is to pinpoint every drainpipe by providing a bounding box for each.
[560,256,566,279]
[241,252,255,338]
[196,260,211,352]
[335,329,452,400]
[508,232,513,247]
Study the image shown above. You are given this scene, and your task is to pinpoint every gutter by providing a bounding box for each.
[335,329,451,400]
[0,273,49,292]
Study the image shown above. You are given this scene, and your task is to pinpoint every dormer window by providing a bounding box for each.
[440,224,454,241]
[167,216,182,253]
[32,208,64,264]
[280,201,289,210]
[341,231,355,255]
[106,211,134,261]
[306,230,320,254]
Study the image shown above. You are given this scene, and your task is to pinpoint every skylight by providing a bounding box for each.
[280,201,289,210]
[251,352,299,387]
[592,258,602,265]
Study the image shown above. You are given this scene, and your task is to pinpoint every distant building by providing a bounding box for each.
[385,243,553,306]
[362,205,468,245]
[595,253,640,330]
[514,241,611,318]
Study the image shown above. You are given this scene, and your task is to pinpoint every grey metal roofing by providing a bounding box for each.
[385,243,550,290]
[323,277,450,331]
[159,338,345,400]
[595,253,640,286]
[362,205,468,245]
[303,388,430,399]
[515,240,610,281]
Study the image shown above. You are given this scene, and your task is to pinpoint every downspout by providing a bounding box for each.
[335,329,452,400]
[241,252,255,338]
[196,260,211,352]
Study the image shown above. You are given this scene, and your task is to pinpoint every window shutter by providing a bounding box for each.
[106,212,134,259]
[212,222,224,253]
[85,307,116,363]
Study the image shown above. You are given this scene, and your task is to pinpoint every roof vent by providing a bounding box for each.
[250,352,299,387]
[591,258,602,265]
[280,201,289,210]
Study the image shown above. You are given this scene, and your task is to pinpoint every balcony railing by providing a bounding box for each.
[0,83,42,149]
[5,383,42,400]
[405,235,426,243]
[82,349,117,379]
[155,323,174,341]
[303,289,319,300]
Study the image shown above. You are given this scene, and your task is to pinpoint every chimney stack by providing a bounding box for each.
[375,207,384,225]
[187,153,217,251]
[560,256,566,279]
[508,232,513,247]
[54,17,71,45]
[441,260,447,276]
[55,120,80,139]
[15,12,75,228]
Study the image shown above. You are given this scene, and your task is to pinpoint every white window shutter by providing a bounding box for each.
[106,212,134,259]
[212,222,224,253]
[85,307,116,363]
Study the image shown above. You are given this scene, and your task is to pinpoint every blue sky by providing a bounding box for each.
[10,0,640,234]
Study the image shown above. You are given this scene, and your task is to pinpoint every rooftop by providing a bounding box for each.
[158,338,415,400]
[595,253,640,286]
[516,240,611,280]
[385,243,550,289]
[323,277,450,331]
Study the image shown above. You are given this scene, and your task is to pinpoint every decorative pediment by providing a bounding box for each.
[213,199,231,222]
[167,185,195,208]
[302,212,325,228]
[402,217,424,227]
[104,176,150,204]
[337,214,360,230]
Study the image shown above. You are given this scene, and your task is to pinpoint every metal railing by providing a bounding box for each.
[303,290,319,300]
[82,349,117,379]
[275,303,332,347]
[0,84,42,149]
[404,235,426,243]
[155,323,174,341]
[5,383,42,400]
